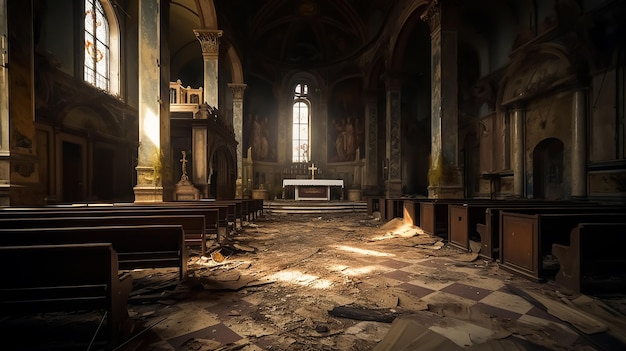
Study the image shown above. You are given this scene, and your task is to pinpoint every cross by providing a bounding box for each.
[308,163,318,180]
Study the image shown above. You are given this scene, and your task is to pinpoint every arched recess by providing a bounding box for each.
[388,6,431,195]
[209,145,236,200]
[532,138,565,200]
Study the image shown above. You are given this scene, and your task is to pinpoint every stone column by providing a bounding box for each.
[0,0,42,205]
[228,83,246,198]
[194,29,222,108]
[135,0,171,202]
[422,1,462,199]
[385,76,402,198]
[363,91,378,194]
[571,88,587,198]
[511,106,525,197]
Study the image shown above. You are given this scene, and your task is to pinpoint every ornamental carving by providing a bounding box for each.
[193,29,223,56]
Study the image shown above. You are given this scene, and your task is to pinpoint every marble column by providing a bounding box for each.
[194,29,222,108]
[422,1,462,199]
[571,88,587,198]
[135,0,171,202]
[511,106,525,197]
[363,91,378,194]
[0,0,42,205]
[385,76,402,198]
[228,83,246,198]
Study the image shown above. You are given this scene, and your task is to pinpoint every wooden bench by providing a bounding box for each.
[499,212,626,282]
[0,206,221,247]
[0,243,133,346]
[552,223,626,294]
[0,224,188,280]
[0,214,207,254]
[366,196,385,217]
[403,199,421,226]
[476,205,626,260]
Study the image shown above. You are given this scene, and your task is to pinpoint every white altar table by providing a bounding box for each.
[282,179,344,201]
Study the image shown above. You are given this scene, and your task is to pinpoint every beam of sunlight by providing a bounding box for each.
[334,245,394,257]
[142,107,160,147]
[266,270,333,289]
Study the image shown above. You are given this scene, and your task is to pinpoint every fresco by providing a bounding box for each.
[328,79,365,162]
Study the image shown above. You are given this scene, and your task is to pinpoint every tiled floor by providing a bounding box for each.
[3,212,626,351]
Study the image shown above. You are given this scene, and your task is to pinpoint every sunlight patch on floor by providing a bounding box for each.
[334,245,394,257]
[267,270,333,289]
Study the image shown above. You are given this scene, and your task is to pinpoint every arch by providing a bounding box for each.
[84,0,120,95]
[532,138,565,200]
[195,0,218,29]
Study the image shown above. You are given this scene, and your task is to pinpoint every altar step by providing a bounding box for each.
[263,200,367,214]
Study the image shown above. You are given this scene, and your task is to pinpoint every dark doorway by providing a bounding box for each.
[93,147,115,200]
[62,141,83,202]
[532,138,565,200]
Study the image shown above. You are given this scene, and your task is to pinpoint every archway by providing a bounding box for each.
[532,138,564,200]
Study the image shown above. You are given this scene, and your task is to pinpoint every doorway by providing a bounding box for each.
[62,141,84,202]
[532,138,565,200]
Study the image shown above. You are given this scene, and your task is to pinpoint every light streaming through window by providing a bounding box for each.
[292,84,310,162]
[84,0,110,91]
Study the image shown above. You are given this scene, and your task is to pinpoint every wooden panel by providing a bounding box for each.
[420,202,434,234]
[501,213,538,280]
[403,200,416,226]
[448,205,468,250]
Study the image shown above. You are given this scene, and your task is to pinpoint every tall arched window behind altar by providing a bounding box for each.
[84,0,110,91]
[292,83,310,162]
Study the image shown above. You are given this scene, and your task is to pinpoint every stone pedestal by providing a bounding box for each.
[174,181,200,200]
[251,188,269,200]
[347,189,362,201]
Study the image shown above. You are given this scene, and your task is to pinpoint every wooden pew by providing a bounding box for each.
[499,212,626,282]
[0,206,222,246]
[0,224,188,280]
[403,199,421,226]
[552,223,626,294]
[366,196,385,218]
[476,205,626,260]
[0,243,133,346]
[0,214,207,254]
[385,197,405,222]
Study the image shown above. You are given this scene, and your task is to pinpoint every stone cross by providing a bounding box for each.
[308,163,318,180]
[180,150,189,181]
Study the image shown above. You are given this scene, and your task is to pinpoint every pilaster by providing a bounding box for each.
[571,88,587,198]
[385,76,402,197]
[364,91,378,194]
[228,83,246,198]
[422,0,463,199]
[511,106,525,197]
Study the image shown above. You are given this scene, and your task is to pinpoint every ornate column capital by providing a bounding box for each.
[227,83,247,100]
[193,29,223,58]
[421,0,441,34]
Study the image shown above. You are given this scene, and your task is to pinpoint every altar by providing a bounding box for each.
[282,179,344,200]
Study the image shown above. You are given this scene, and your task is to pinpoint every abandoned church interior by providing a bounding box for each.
[1,0,626,350]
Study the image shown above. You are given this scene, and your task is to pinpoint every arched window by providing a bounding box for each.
[292,83,310,162]
[84,0,120,94]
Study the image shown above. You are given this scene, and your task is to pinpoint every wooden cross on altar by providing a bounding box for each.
[308,163,318,179]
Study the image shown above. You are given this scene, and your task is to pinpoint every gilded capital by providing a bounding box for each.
[228,83,247,100]
[193,29,223,57]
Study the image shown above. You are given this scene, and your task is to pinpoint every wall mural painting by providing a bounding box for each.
[328,80,365,163]
[243,79,277,162]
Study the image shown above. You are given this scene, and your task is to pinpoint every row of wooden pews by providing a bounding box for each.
[368,196,626,295]
[0,198,263,348]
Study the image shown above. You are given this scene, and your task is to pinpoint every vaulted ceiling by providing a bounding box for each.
[169,0,396,83]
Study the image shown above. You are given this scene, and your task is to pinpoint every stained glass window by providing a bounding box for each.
[292,84,310,162]
[84,0,110,91]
